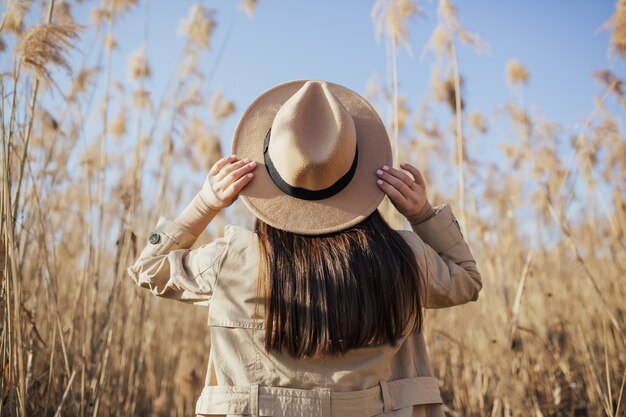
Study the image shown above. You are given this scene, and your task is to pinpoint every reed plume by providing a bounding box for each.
[603,0,626,60]
[1,2,624,417]
[178,4,218,50]
[506,58,529,86]
[15,21,81,86]
[0,0,32,35]
[240,0,259,18]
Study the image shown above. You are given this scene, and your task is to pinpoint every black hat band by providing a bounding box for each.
[262,128,358,201]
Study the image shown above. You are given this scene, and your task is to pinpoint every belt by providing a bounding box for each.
[195,376,442,417]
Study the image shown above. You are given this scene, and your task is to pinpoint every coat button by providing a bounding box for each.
[149,232,161,244]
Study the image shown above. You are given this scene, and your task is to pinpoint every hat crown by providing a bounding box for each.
[268,81,357,191]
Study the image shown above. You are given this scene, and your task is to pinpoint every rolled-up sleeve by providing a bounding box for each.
[126,215,228,307]
[399,203,483,309]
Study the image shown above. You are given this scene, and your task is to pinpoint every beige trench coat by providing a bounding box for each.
[126,203,482,417]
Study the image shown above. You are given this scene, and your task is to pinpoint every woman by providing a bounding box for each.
[127,80,482,417]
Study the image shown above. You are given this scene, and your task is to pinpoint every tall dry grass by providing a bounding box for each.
[0,0,624,416]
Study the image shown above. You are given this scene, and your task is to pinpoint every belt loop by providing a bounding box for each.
[319,388,331,417]
[249,384,259,417]
[378,380,393,413]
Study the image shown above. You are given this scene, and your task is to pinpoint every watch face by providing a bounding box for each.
[149,232,161,244]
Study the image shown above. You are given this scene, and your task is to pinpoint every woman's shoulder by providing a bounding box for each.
[223,223,258,242]
[393,228,424,253]
[217,224,260,273]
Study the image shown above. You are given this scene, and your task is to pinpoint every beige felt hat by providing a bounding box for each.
[231,79,392,235]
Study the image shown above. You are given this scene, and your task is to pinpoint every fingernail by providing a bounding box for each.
[377,179,383,185]
[248,173,254,178]
[250,161,257,167]
[382,165,389,171]
[231,154,237,158]
[243,158,250,163]
[400,163,405,167]
[376,169,383,175]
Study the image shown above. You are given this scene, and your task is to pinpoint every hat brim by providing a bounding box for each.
[231,80,392,235]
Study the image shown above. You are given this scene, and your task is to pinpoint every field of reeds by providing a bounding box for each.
[1,0,625,416]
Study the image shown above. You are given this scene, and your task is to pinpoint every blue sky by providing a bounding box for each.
[4,0,622,234]
[62,0,620,153]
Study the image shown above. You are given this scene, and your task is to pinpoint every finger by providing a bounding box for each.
[215,158,250,181]
[376,168,413,198]
[217,160,257,188]
[224,172,254,199]
[382,165,414,188]
[400,163,426,187]
[210,154,238,176]
[377,178,409,208]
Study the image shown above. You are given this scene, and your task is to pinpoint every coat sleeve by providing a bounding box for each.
[126,215,228,307]
[398,203,483,308]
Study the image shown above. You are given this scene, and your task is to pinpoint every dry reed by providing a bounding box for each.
[0,1,624,417]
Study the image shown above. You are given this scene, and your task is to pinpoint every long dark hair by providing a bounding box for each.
[255,209,424,359]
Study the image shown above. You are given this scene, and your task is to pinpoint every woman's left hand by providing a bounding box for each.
[199,155,257,211]
[376,162,434,222]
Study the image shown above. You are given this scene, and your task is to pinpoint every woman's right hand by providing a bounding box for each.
[376,162,435,223]
[199,155,257,211]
